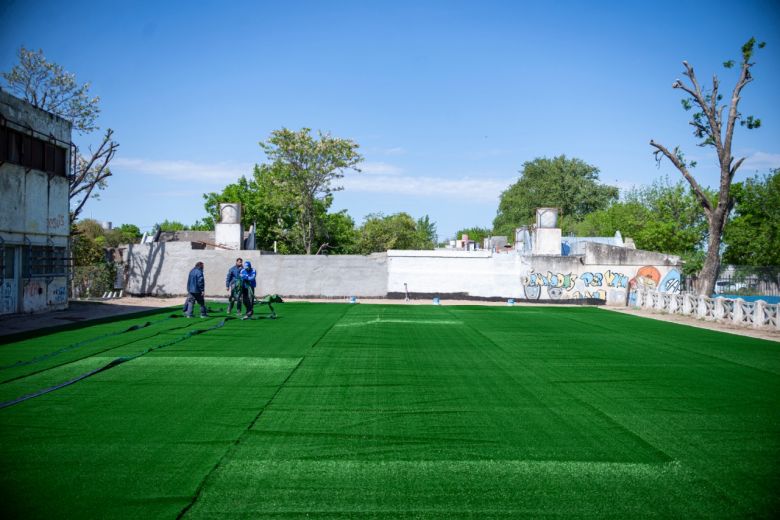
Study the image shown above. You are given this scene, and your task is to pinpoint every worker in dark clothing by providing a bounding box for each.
[225,257,243,315]
[185,261,208,318]
[239,260,257,320]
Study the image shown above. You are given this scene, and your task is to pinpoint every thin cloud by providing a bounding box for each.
[343,174,512,202]
[740,151,780,172]
[360,162,404,175]
[113,157,251,183]
[367,146,406,156]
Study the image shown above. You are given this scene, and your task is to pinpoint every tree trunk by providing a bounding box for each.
[697,208,728,296]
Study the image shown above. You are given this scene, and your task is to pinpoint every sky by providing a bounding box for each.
[2,0,779,240]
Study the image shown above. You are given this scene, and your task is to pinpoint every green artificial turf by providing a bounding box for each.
[0,303,778,518]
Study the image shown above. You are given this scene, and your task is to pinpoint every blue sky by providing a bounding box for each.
[2,0,779,240]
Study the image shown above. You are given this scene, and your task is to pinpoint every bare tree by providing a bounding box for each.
[650,38,765,296]
[2,47,118,221]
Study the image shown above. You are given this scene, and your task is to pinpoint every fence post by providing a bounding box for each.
[697,296,707,319]
[714,298,725,322]
[753,300,766,329]
[683,293,693,315]
[733,298,744,326]
[776,304,780,331]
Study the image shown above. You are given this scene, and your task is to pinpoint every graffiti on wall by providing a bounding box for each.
[659,270,681,293]
[627,266,681,305]
[1,280,17,315]
[47,214,66,231]
[23,280,44,298]
[51,284,67,304]
[521,269,630,301]
[522,266,680,303]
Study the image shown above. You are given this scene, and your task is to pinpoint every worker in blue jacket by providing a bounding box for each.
[225,257,243,315]
[185,261,208,318]
[239,260,257,319]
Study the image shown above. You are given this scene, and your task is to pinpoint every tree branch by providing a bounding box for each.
[69,129,118,221]
[676,62,724,157]
[723,59,753,166]
[649,139,713,214]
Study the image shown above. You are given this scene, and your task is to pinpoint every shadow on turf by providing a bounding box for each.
[0,304,178,345]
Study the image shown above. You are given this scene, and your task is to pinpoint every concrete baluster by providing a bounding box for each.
[714,298,725,322]
[733,298,744,325]
[683,294,693,315]
[697,296,707,319]
[753,300,766,329]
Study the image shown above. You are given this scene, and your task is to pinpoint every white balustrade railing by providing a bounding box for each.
[634,288,780,332]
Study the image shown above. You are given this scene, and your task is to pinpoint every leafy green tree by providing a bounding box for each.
[321,210,358,254]
[259,128,363,254]
[493,155,618,237]
[72,220,105,265]
[415,215,437,249]
[356,213,435,253]
[157,220,189,231]
[575,178,709,274]
[2,47,118,221]
[117,224,142,241]
[723,170,780,266]
[102,223,142,246]
[650,38,765,295]
[203,163,304,253]
[454,227,491,244]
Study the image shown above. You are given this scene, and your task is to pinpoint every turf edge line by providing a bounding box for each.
[0,317,232,409]
[175,304,355,520]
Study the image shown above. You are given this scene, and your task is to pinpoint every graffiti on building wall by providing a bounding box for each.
[660,270,681,293]
[1,280,17,314]
[627,266,681,306]
[51,284,67,304]
[521,269,630,301]
[521,266,679,302]
[47,214,66,230]
[23,280,44,297]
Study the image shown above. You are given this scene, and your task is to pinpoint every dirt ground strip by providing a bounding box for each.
[604,306,780,343]
[1,296,778,342]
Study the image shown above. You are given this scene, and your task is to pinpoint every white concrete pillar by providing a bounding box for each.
[733,298,744,326]
[697,296,708,319]
[753,300,766,329]
[714,298,725,321]
[683,294,694,316]
[775,304,780,331]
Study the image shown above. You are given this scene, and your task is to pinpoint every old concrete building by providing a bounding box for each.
[0,89,73,315]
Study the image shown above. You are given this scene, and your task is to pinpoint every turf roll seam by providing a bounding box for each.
[0,317,231,410]
[175,304,353,520]
[0,321,153,371]
[0,315,213,386]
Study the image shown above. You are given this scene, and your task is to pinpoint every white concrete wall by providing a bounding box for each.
[387,250,537,299]
[388,247,681,305]
[123,243,388,298]
[124,242,682,306]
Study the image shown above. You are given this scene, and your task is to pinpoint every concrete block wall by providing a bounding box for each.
[123,242,388,298]
[124,242,682,306]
